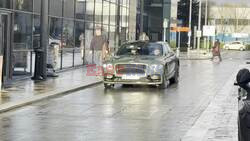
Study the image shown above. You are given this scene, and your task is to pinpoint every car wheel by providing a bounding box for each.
[170,67,179,84]
[225,46,229,50]
[240,47,244,51]
[104,83,114,89]
[158,70,169,89]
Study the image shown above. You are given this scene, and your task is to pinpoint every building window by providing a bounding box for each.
[121,7,127,27]
[110,3,117,25]
[75,21,85,48]
[95,0,103,23]
[85,22,93,64]
[75,21,85,66]
[103,1,110,25]
[49,17,62,41]
[110,0,116,3]
[14,12,33,50]
[75,0,86,20]
[49,0,63,17]
[64,0,75,18]
[34,0,41,13]
[63,20,74,48]
[0,0,11,8]
[86,0,94,21]
[103,24,109,39]
[13,12,33,74]
[123,0,127,6]
[62,19,75,68]
[109,25,116,50]
[49,17,63,69]
[15,0,33,11]
[33,15,40,49]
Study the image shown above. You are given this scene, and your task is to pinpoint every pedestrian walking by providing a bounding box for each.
[212,39,222,62]
[90,26,108,66]
[236,69,250,141]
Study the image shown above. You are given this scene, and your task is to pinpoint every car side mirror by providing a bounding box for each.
[167,52,174,57]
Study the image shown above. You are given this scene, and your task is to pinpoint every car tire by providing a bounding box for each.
[170,67,179,84]
[158,70,169,89]
[122,84,133,88]
[104,83,114,89]
[240,47,244,51]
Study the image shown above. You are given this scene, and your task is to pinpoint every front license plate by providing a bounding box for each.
[122,75,141,80]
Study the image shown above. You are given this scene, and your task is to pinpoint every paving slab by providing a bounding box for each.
[0,67,102,113]
[181,65,248,141]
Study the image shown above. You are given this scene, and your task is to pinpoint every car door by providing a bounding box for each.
[230,42,236,49]
[232,42,239,50]
[163,43,176,78]
[234,42,240,49]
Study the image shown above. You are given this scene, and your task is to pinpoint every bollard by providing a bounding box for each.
[176,48,180,58]
[187,47,190,58]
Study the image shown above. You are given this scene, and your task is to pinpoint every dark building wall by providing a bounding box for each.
[147,7,163,41]
[137,0,163,41]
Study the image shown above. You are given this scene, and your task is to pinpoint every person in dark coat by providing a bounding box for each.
[236,69,250,141]
[212,39,222,61]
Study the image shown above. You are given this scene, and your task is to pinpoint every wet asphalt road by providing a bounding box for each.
[0,51,249,141]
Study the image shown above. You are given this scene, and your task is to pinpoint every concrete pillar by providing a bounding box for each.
[33,0,48,80]
[40,0,49,80]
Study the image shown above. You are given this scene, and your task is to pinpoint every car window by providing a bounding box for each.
[163,43,174,54]
[232,42,240,44]
[116,42,163,56]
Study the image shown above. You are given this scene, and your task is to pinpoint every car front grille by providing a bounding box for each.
[115,64,147,75]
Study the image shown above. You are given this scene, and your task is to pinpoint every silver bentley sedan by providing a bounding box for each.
[103,41,180,89]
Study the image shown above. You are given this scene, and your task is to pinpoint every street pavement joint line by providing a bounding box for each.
[185,71,235,128]
[181,69,238,141]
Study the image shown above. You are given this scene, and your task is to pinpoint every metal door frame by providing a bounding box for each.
[0,11,13,86]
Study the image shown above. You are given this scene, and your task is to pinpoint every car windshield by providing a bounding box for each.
[116,42,163,56]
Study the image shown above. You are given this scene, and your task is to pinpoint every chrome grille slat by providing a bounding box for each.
[115,64,147,76]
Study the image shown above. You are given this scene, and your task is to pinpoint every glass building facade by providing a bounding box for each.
[0,0,130,83]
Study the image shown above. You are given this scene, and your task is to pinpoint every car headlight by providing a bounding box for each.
[103,63,113,71]
[103,64,107,68]
[150,64,163,70]
[103,63,111,68]
[148,64,164,75]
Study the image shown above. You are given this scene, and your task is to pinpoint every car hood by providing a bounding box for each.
[107,55,164,65]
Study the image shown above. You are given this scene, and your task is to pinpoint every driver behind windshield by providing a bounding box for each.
[117,42,163,56]
[149,46,162,56]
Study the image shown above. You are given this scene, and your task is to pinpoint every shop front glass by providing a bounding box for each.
[13,12,33,76]
[0,0,131,78]
[49,17,62,70]
[74,20,85,66]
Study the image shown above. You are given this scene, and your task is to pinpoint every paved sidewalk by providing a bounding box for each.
[0,67,102,113]
[179,50,212,60]
[181,65,243,141]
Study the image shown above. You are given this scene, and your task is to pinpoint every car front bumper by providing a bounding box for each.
[103,75,163,85]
